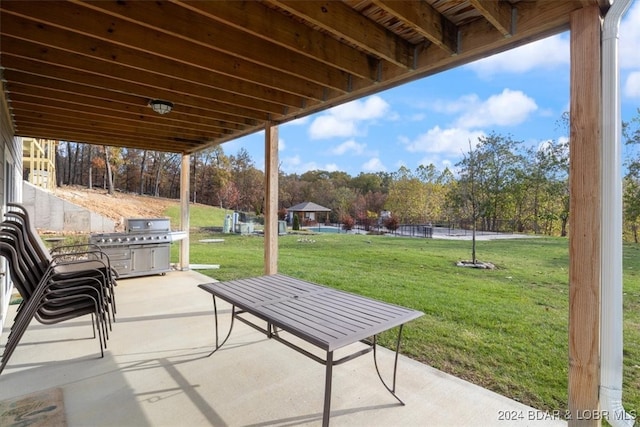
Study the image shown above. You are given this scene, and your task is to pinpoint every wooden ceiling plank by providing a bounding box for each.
[269,0,413,69]
[13,109,226,141]
[0,51,275,122]
[8,95,236,139]
[177,0,381,82]
[8,92,250,137]
[0,31,295,118]
[468,0,513,37]
[0,1,331,101]
[15,115,219,144]
[6,77,251,133]
[12,103,227,140]
[371,0,457,55]
[11,106,231,141]
[15,124,204,152]
[0,13,310,110]
[76,0,357,94]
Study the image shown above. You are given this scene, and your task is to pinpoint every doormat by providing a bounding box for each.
[0,387,66,427]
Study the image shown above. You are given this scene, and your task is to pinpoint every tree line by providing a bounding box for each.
[54,109,640,240]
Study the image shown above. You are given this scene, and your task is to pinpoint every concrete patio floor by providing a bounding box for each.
[1,270,566,427]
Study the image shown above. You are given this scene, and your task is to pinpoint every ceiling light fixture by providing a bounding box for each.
[148,99,173,115]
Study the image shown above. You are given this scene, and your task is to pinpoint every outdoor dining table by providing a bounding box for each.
[198,274,424,426]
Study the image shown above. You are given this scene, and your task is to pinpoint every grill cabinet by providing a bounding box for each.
[90,218,172,278]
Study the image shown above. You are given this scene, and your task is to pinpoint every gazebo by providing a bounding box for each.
[287,202,331,225]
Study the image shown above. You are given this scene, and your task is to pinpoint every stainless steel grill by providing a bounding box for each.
[90,218,178,278]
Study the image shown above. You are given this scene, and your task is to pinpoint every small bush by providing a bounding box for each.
[342,215,355,231]
[384,215,400,232]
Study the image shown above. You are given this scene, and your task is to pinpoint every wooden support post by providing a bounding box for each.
[179,153,190,270]
[264,123,279,275]
[568,6,602,426]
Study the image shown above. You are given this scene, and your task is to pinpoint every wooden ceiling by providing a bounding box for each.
[0,0,608,154]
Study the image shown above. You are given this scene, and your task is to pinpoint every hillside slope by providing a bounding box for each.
[52,186,179,230]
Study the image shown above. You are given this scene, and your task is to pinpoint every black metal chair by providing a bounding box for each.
[0,222,114,326]
[3,203,117,316]
[0,240,108,375]
[0,203,118,374]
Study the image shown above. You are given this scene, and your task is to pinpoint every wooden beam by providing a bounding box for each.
[468,0,513,37]
[1,1,335,101]
[6,83,239,134]
[371,0,457,55]
[0,36,291,117]
[78,0,357,93]
[13,125,199,152]
[270,0,413,69]
[568,5,602,426]
[13,111,222,146]
[0,17,306,112]
[180,153,190,270]
[179,0,381,82]
[264,123,279,276]
[1,65,262,127]
[14,116,215,147]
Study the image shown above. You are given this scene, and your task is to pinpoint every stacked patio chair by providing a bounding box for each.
[0,203,118,375]
[4,203,117,315]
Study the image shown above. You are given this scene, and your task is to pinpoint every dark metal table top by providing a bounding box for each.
[198,274,423,352]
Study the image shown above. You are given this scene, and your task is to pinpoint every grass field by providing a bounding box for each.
[168,205,640,415]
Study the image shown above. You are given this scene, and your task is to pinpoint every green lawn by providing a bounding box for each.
[169,207,640,416]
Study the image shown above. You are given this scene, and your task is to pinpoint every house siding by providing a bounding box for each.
[0,83,23,329]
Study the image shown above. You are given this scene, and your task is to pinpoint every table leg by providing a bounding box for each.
[323,351,333,427]
[207,296,236,357]
[372,324,405,405]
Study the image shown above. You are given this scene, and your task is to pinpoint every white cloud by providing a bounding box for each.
[431,94,481,115]
[308,95,390,139]
[467,34,569,77]
[620,1,640,70]
[280,155,312,174]
[278,138,286,151]
[309,115,356,139]
[362,157,386,172]
[405,126,485,155]
[281,155,301,167]
[624,71,640,99]
[279,155,338,174]
[454,89,538,128]
[330,139,366,155]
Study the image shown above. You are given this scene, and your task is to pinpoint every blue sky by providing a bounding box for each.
[224,1,640,177]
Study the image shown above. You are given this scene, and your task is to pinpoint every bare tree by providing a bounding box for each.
[103,145,114,195]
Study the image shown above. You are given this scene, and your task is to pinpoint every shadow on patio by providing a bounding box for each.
[1,270,565,426]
